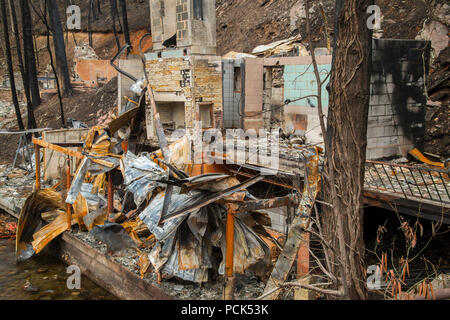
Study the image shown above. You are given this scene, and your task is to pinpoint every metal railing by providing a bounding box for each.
[365,161,450,205]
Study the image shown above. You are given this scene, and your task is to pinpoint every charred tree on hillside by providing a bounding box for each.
[110,0,121,51]
[1,0,24,130]
[119,0,130,53]
[47,0,73,97]
[19,0,41,112]
[91,0,98,20]
[8,0,36,131]
[29,1,66,127]
[321,0,373,299]
[88,0,93,47]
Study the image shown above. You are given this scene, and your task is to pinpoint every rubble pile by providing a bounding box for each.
[0,101,27,130]
[11,105,290,297]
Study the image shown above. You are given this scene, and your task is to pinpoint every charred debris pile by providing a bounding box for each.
[13,77,320,299]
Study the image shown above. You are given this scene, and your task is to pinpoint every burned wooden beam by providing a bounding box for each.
[262,148,320,300]
[364,190,450,225]
[32,137,115,168]
[234,194,298,213]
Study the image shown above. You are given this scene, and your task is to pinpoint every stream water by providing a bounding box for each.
[0,238,117,300]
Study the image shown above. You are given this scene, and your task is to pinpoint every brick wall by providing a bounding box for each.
[150,0,164,46]
[150,0,216,54]
[73,59,117,87]
[145,53,223,138]
[192,56,223,128]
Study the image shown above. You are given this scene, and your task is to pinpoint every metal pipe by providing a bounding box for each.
[418,169,433,200]
[438,172,450,199]
[66,156,71,230]
[34,144,40,190]
[367,160,449,174]
[110,43,137,82]
[428,171,442,202]
[408,167,423,198]
[373,163,388,190]
[224,205,236,300]
[391,164,408,198]
[108,171,115,222]
[399,167,414,196]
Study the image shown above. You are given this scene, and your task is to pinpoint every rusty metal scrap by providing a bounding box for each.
[365,160,450,205]
[31,211,77,255]
[15,188,66,262]
[408,148,445,168]
[159,175,265,225]
[122,151,166,207]
[65,126,121,205]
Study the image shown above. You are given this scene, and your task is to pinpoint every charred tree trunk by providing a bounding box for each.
[29,0,66,127]
[8,0,35,130]
[20,0,40,113]
[118,0,130,53]
[1,0,24,130]
[110,0,121,51]
[321,0,373,300]
[47,0,73,97]
[88,0,93,47]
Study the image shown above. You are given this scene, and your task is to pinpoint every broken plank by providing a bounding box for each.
[47,232,174,300]
[262,148,320,300]
[32,137,115,168]
[235,195,297,213]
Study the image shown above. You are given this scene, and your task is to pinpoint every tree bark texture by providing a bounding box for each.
[20,0,41,115]
[322,0,373,300]
[1,0,24,130]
